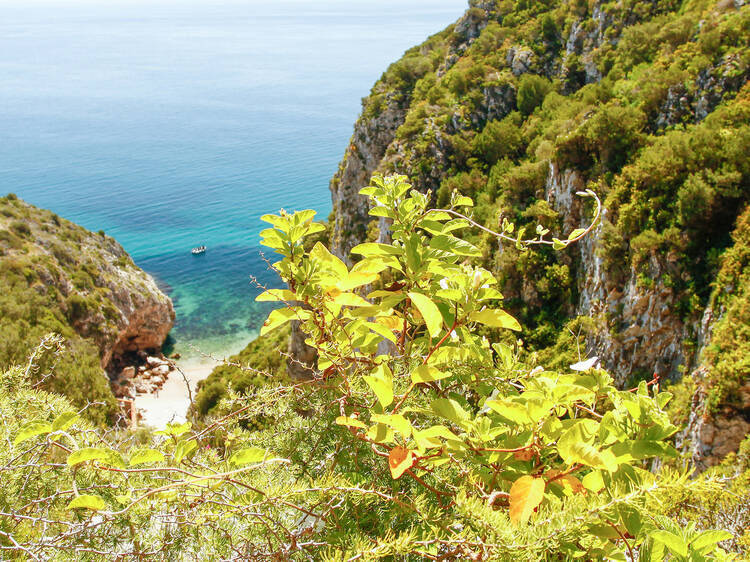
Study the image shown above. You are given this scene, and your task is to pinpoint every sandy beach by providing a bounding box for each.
[135,357,217,428]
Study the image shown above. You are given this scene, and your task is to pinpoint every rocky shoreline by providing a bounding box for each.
[109,352,181,423]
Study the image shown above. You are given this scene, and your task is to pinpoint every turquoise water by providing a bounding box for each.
[0,0,466,358]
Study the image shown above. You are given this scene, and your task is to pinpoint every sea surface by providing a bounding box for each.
[0,0,466,361]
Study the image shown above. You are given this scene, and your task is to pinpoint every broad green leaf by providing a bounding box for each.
[351,243,402,257]
[173,440,198,464]
[552,238,566,250]
[128,448,165,466]
[558,420,614,470]
[67,495,105,511]
[260,307,300,336]
[559,441,612,471]
[469,309,521,331]
[509,476,545,526]
[416,425,461,442]
[486,400,532,425]
[429,235,481,257]
[310,242,348,279]
[14,420,52,445]
[371,414,412,437]
[255,289,296,302]
[690,530,732,552]
[411,365,450,383]
[430,398,469,424]
[367,423,394,444]
[492,343,514,369]
[408,292,443,338]
[335,416,367,429]
[52,412,80,432]
[330,291,371,307]
[337,272,379,291]
[567,228,586,240]
[587,524,621,539]
[582,470,605,492]
[365,322,398,344]
[369,206,395,218]
[650,530,688,557]
[454,195,474,207]
[364,365,393,408]
[229,447,268,466]
[67,447,112,466]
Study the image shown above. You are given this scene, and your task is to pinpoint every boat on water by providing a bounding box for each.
[191,245,206,255]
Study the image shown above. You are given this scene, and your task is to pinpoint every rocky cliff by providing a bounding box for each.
[0,194,174,422]
[326,0,750,463]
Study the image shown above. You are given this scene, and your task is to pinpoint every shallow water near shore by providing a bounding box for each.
[1,0,466,422]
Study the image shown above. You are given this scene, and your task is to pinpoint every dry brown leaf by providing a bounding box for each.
[388,446,415,479]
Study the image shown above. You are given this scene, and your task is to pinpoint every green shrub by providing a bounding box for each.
[516,74,552,115]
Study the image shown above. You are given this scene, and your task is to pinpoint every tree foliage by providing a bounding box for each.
[0,177,743,560]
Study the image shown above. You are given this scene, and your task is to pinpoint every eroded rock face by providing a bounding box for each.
[330,95,409,262]
[63,236,175,369]
[678,369,750,471]
[545,162,691,385]
[104,274,175,368]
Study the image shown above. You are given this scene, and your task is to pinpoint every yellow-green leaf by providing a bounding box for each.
[363,376,393,408]
[370,414,412,437]
[363,364,393,408]
[582,470,605,492]
[335,416,367,429]
[469,308,521,331]
[408,292,443,338]
[331,291,371,307]
[260,307,300,336]
[173,440,198,464]
[67,447,112,466]
[310,242,348,279]
[229,447,268,466]
[67,494,105,511]
[351,243,402,257]
[14,420,52,445]
[255,289,296,302]
[337,272,379,291]
[51,412,80,432]
[155,421,192,437]
[411,365,450,384]
[128,448,165,466]
[509,475,545,526]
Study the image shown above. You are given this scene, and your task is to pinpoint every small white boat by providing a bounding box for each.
[191,245,206,255]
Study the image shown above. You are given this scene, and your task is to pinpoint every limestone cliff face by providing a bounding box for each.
[330,96,410,262]
[329,5,490,260]
[544,161,691,386]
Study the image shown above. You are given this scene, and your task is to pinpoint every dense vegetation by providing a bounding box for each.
[199,0,750,450]
[2,180,747,559]
[0,195,132,423]
[365,0,750,363]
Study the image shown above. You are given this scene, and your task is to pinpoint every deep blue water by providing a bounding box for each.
[0,0,466,358]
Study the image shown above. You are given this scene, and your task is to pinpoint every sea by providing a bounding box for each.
[0,0,467,361]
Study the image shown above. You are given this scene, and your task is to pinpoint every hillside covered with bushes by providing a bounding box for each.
[0,194,174,424]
